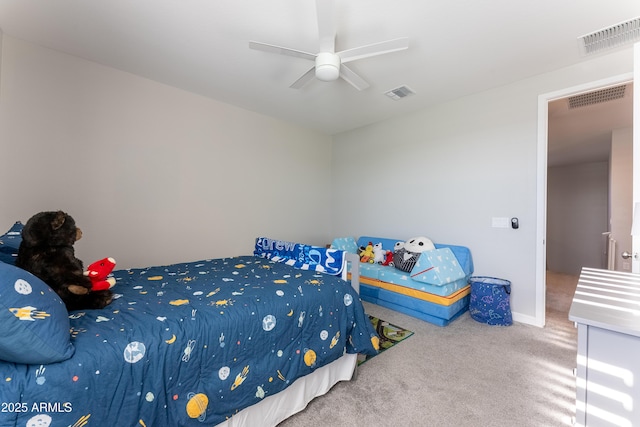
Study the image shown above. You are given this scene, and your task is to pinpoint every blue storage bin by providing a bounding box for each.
[468,276,512,326]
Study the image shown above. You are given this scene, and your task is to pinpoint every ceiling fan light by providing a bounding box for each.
[315,52,340,81]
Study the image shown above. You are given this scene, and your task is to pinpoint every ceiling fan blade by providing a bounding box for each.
[338,37,409,63]
[290,66,317,89]
[339,65,370,91]
[249,41,316,61]
[315,0,336,53]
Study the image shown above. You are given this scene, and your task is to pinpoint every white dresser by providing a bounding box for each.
[569,267,640,427]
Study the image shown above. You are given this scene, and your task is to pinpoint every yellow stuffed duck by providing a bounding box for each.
[359,242,375,263]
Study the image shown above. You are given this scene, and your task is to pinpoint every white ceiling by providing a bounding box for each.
[548,82,634,167]
[0,0,638,163]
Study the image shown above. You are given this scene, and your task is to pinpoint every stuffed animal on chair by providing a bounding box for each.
[359,242,375,263]
[393,236,435,273]
[372,242,386,264]
[85,257,117,291]
[15,211,114,311]
[381,250,395,266]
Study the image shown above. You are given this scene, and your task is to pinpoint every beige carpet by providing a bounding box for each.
[278,271,579,427]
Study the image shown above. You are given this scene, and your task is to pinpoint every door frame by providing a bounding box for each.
[633,43,640,273]
[536,72,634,327]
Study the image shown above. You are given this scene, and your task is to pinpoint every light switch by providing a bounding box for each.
[491,217,510,228]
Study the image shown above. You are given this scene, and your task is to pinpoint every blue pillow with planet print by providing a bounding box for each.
[0,262,75,364]
[0,221,23,265]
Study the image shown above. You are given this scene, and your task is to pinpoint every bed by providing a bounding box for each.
[0,228,378,427]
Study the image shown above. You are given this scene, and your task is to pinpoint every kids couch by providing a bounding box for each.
[332,236,473,326]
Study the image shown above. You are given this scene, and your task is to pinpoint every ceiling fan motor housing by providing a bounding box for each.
[315,52,340,81]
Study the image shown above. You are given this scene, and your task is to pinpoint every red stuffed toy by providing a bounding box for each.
[381,250,395,267]
[84,257,116,291]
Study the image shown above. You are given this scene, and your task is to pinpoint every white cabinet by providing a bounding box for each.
[569,267,640,427]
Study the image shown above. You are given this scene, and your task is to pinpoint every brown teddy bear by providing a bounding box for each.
[15,211,114,311]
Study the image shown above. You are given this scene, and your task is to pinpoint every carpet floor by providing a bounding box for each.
[278,271,579,427]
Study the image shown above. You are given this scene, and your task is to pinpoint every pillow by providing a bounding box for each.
[0,222,23,265]
[409,248,466,285]
[331,237,358,254]
[0,262,75,364]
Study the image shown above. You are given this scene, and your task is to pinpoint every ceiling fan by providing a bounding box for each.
[249,0,409,91]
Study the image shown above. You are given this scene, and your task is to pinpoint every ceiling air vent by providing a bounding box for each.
[578,17,640,55]
[385,85,415,100]
[567,84,627,109]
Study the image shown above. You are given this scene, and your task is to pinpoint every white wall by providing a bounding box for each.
[331,47,635,324]
[0,36,333,268]
[0,28,3,95]
[547,162,609,274]
[1,33,636,325]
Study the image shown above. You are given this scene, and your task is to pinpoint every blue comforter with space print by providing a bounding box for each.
[0,256,377,427]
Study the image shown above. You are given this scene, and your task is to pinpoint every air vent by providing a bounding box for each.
[578,17,640,55]
[567,85,627,109]
[385,86,416,100]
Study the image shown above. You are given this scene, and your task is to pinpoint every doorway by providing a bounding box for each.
[536,73,634,327]
[547,83,634,275]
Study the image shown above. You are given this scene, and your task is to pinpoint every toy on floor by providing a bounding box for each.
[85,257,117,291]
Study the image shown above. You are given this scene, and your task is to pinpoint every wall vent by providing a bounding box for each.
[578,17,640,55]
[567,84,627,109]
[384,85,415,100]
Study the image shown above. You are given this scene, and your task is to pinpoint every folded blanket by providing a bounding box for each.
[254,237,345,275]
